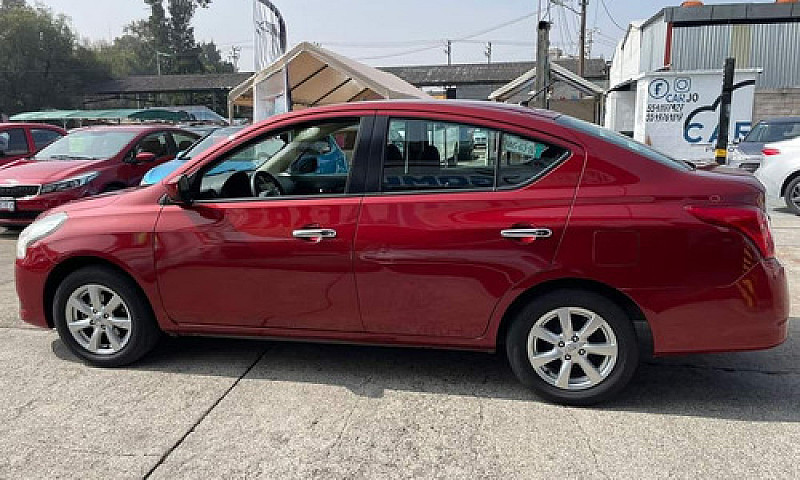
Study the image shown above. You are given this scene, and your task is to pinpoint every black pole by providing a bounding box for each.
[715,57,736,165]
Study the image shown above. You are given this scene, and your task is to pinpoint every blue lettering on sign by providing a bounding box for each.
[684,123,703,143]
[683,121,753,144]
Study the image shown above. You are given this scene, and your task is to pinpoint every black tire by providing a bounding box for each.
[506,289,639,406]
[53,266,161,367]
[784,176,800,215]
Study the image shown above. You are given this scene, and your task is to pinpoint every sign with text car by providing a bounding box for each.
[634,69,760,162]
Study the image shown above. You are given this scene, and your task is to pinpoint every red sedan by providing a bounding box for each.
[15,101,788,405]
[0,125,198,226]
[0,123,65,165]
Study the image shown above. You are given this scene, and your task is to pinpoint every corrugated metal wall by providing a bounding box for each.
[671,23,800,88]
[640,21,668,73]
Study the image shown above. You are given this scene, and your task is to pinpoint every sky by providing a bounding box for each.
[38,0,775,72]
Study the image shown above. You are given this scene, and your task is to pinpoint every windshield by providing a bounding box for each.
[743,121,800,143]
[35,130,138,160]
[556,115,692,171]
[179,126,245,161]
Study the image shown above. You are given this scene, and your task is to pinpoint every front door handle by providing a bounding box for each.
[500,228,552,239]
[292,228,337,240]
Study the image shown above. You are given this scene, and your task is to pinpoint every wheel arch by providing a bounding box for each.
[495,278,653,358]
[43,256,154,329]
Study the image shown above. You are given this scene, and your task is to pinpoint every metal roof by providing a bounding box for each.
[91,73,255,95]
[644,2,800,28]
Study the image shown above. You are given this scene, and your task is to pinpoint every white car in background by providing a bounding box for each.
[755,136,800,214]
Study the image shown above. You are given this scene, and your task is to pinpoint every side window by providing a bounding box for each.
[197,118,362,200]
[382,118,498,192]
[498,134,569,188]
[31,129,63,151]
[135,132,170,158]
[0,128,30,156]
[172,132,198,153]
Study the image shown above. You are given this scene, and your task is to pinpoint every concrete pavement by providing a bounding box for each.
[0,204,798,479]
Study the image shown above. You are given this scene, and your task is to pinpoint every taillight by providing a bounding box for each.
[762,148,781,156]
[687,205,775,259]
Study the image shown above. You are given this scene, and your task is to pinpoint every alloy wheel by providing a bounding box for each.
[526,307,618,390]
[65,284,132,355]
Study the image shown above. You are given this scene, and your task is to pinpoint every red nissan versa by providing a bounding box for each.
[0,123,66,166]
[14,101,789,405]
[0,125,199,226]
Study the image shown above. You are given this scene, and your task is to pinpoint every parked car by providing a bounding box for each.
[728,117,800,172]
[15,101,788,405]
[0,125,198,226]
[141,125,244,186]
[754,135,800,213]
[0,123,66,166]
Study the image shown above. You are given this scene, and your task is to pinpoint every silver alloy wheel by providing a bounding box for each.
[65,284,132,355]
[790,184,800,209]
[526,307,618,390]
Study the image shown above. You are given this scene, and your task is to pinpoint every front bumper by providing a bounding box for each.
[0,190,86,226]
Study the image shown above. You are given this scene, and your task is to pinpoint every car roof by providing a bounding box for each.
[0,122,65,130]
[72,124,192,134]
[297,99,561,119]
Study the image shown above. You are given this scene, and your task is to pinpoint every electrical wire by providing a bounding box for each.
[600,0,627,32]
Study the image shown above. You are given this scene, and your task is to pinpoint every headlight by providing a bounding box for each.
[40,172,99,194]
[16,212,68,259]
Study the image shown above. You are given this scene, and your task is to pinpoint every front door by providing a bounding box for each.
[154,116,370,331]
[0,127,33,165]
[120,131,176,186]
[354,115,584,338]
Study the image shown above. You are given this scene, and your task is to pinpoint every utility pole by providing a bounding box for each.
[578,0,588,77]
[445,40,452,66]
[485,42,492,64]
[228,46,242,71]
[535,21,551,109]
[715,57,736,165]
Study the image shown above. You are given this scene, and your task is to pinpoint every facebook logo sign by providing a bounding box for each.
[648,78,670,99]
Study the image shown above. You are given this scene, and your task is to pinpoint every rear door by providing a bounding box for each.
[0,127,33,164]
[354,114,585,338]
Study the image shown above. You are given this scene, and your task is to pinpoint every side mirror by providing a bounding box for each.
[134,152,157,163]
[163,174,194,206]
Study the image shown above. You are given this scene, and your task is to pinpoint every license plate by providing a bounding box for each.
[0,198,15,212]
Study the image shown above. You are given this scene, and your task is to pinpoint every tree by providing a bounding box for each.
[0,5,108,114]
[94,0,232,76]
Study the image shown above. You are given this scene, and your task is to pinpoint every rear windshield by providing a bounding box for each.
[556,115,691,171]
[743,121,800,143]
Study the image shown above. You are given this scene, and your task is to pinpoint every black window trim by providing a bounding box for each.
[187,114,375,205]
[368,115,573,196]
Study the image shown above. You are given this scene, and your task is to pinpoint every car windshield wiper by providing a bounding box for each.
[46,154,98,160]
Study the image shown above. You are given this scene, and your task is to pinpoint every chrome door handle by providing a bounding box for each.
[292,228,337,240]
[501,228,552,239]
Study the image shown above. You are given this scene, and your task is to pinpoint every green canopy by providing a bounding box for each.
[9,108,192,122]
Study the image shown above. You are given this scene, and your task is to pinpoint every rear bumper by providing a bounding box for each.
[630,257,789,355]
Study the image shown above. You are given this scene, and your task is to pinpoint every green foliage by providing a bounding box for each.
[0,4,109,114]
[94,0,233,77]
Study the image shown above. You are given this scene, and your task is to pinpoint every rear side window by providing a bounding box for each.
[31,129,63,151]
[0,128,29,155]
[499,134,569,187]
[383,118,498,192]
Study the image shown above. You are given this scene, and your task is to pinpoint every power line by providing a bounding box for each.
[600,0,627,32]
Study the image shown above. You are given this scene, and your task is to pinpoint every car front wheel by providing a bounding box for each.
[506,289,639,406]
[53,266,161,367]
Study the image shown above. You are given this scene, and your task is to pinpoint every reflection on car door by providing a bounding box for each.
[153,116,373,331]
[354,115,585,338]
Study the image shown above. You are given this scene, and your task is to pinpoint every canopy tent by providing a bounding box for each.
[488,63,606,123]
[9,108,192,125]
[228,42,430,121]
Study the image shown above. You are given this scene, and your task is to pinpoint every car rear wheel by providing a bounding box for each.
[53,266,161,367]
[506,289,639,406]
[784,176,800,215]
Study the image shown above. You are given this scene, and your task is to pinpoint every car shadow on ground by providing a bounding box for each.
[50,320,800,423]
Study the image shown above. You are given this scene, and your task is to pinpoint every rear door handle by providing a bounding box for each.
[292,228,337,240]
[500,228,552,239]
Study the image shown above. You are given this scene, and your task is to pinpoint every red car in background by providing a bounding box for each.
[0,123,66,165]
[14,101,789,405]
[0,125,198,226]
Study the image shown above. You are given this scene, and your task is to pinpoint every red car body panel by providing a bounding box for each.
[0,125,195,226]
[0,123,66,166]
[14,100,789,357]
